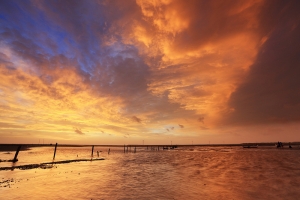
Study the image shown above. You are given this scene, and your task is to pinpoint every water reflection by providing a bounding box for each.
[1,146,300,199]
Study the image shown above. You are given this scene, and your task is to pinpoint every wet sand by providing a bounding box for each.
[2,146,300,199]
[0,158,105,171]
[1,146,300,199]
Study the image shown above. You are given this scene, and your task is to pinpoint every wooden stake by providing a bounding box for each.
[53,143,58,160]
[91,145,94,157]
[13,145,22,162]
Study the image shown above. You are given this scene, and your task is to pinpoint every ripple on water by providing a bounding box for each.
[1,146,300,199]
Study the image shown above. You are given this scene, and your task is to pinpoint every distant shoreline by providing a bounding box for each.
[0,144,85,152]
[1,142,300,152]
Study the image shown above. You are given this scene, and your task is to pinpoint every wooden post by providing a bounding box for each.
[91,145,94,157]
[53,143,58,160]
[13,145,22,162]
[108,148,110,155]
[124,144,125,153]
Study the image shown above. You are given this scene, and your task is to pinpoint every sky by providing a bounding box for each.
[0,0,300,145]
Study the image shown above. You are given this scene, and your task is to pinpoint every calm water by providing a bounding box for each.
[1,146,300,199]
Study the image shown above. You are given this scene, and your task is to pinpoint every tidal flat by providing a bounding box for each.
[1,146,300,199]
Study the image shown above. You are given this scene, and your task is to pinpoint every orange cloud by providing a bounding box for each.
[130,0,265,128]
[0,47,131,141]
[1,0,300,144]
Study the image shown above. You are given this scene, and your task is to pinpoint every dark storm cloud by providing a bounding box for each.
[226,0,300,125]
[92,54,149,98]
[169,0,263,52]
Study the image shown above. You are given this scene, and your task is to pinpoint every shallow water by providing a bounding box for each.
[1,146,300,199]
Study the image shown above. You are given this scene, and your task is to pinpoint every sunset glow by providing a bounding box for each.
[0,0,299,144]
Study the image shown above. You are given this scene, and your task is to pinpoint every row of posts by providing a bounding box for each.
[123,145,137,153]
[12,144,172,162]
[12,143,111,162]
[13,143,59,162]
[123,145,168,153]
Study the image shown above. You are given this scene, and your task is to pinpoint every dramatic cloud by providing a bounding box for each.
[226,0,300,125]
[0,0,299,144]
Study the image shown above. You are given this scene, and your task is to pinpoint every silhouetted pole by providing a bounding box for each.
[91,145,94,157]
[108,148,110,155]
[13,145,22,162]
[124,144,125,153]
[53,143,58,160]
